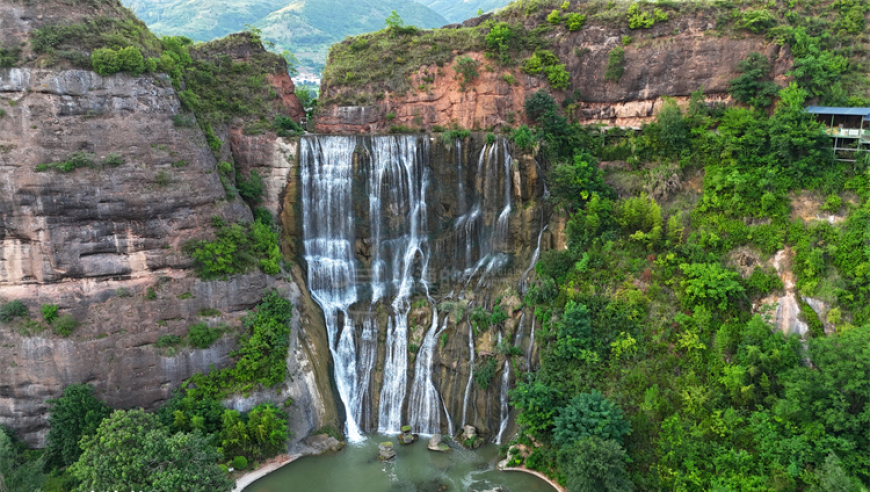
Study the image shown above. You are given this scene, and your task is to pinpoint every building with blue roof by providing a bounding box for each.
[804,106,870,161]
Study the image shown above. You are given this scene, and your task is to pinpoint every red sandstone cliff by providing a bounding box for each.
[316,8,792,133]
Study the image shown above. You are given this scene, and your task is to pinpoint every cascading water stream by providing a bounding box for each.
[494,139,513,250]
[408,308,447,434]
[494,333,511,445]
[519,222,549,295]
[300,137,365,441]
[302,134,528,442]
[460,308,476,427]
[372,137,431,435]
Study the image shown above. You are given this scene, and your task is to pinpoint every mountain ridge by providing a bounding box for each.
[124,0,450,75]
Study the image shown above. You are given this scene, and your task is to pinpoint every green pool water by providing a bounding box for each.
[245,435,556,492]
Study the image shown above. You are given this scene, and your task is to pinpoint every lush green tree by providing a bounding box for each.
[811,453,867,492]
[553,391,631,447]
[220,404,289,461]
[550,152,606,208]
[654,99,689,157]
[0,426,46,492]
[485,22,517,65]
[558,437,633,492]
[728,52,780,109]
[717,315,802,407]
[554,301,593,361]
[158,393,226,436]
[787,31,848,97]
[767,83,831,185]
[775,325,870,479]
[679,263,745,312]
[71,409,232,492]
[44,384,112,470]
[618,193,662,248]
[511,377,562,438]
[238,169,264,204]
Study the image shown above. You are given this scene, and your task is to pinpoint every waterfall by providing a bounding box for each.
[494,139,512,250]
[300,136,365,441]
[461,307,476,427]
[519,222,549,295]
[300,134,528,441]
[494,332,511,445]
[441,393,455,438]
[369,137,431,435]
[407,306,447,434]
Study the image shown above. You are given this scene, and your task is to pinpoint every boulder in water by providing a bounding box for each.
[460,426,482,449]
[427,433,450,452]
[398,425,417,445]
[304,433,345,455]
[378,441,397,461]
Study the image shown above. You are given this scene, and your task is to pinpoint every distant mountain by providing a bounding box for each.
[418,0,515,23]
[123,0,448,75]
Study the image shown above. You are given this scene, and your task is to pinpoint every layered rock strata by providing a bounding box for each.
[317,16,792,133]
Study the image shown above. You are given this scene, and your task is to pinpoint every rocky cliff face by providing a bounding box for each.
[285,132,563,440]
[316,12,791,133]
[0,0,335,447]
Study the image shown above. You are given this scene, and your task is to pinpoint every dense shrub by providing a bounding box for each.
[91,46,146,76]
[188,322,222,349]
[554,391,631,447]
[44,384,112,470]
[0,300,27,323]
[454,56,479,91]
[53,315,80,337]
[183,216,281,279]
[71,409,232,492]
[155,335,183,348]
[184,290,292,399]
[474,357,498,389]
[41,304,59,324]
[604,47,625,82]
[220,404,289,462]
[728,52,780,109]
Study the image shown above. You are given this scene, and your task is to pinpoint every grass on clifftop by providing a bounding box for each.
[322,0,869,107]
[322,25,485,105]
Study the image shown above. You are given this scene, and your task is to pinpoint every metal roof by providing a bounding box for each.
[805,106,870,116]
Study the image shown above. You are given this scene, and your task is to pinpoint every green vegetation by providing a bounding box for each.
[220,404,288,461]
[474,357,498,390]
[128,0,449,74]
[30,5,162,70]
[70,409,232,492]
[604,46,624,82]
[0,300,27,323]
[44,384,112,470]
[188,322,222,349]
[626,3,668,29]
[53,315,80,337]
[35,152,124,173]
[155,334,183,348]
[41,304,60,324]
[507,34,870,487]
[729,52,783,109]
[183,215,281,280]
[91,46,148,76]
[324,23,483,105]
[183,289,292,399]
[454,55,479,91]
[0,426,47,492]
